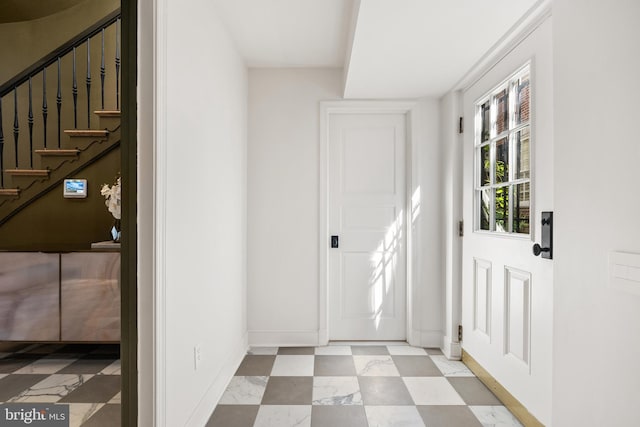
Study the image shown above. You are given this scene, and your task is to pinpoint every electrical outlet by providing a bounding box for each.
[194,344,202,370]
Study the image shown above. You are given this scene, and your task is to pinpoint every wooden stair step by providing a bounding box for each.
[64,129,109,137]
[0,189,20,196]
[35,149,80,157]
[5,169,50,177]
[94,110,121,118]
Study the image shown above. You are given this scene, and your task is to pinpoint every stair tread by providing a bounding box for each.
[0,189,20,196]
[35,149,80,156]
[5,169,50,176]
[64,129,109,137]
[94,110,121,117]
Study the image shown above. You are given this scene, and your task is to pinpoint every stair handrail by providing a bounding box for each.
[0,9,121,98]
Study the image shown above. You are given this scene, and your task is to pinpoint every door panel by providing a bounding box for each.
[329,113,406,340]
[461,18,554,424]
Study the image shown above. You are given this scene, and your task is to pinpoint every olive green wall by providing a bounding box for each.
[0,146,121,251]
[0,0,119,83]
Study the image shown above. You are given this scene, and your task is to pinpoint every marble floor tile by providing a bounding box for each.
[248,347,279,355]
[387,346,427,356]
[219,376,268,405]
[206,405,260,427]
[254,405,312,427]
[57,359,116,375]
[278,347,315,355]
[262,376,313,405]
[351,346,389,355]
[392,356,442,377]
[14,358,75,374]
[10,374,93,403]
[68,403,105,427]
[358,377,414,405]
[447,377,502,405]
[417,405,483,427]
[312,376,362,405]
[365,405,426,427]
[59,375,120,403]
[271,355,315,376]
[81,403,121,427]
[0,354,43,373]
[314,356,356,376]
[430,356,475,377]
[0,374,49,401]
[403,377,466,405]
[235,355,276,376]
[0,373,7,380]
[468,405,523,427]
[109,391,121,404]
[353,355,400,376]
[425,348,444,356]
[99,360,121,375]
[311,405,368,427]
[314,346,352,356]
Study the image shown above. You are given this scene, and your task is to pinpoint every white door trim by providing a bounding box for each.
[319,100,419,346]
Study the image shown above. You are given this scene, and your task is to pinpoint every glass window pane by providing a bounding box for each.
[494,186,509,232]
[479,145,490,186]
[495,88,509,135]
[479,189,491,231]
[480,101,491,142]
[513,182,530,234]
[515,126,530,180]
[495,137,509,184]
[515,72,530,125]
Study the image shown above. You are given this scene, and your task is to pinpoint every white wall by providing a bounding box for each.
[247,68,342,345]
[147,0,248,425]
[552,1,640,426]
[414,98,444,347]
[247,69,444,347]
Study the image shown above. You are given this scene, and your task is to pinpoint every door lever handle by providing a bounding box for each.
[532,243,550,256]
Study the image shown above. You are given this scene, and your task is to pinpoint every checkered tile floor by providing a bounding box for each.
[0,343,120,427]
[207,345,523,427]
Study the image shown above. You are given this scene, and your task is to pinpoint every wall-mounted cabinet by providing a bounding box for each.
[0,251,120,342]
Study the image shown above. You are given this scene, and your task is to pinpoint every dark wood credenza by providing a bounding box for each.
[0,250,120,342]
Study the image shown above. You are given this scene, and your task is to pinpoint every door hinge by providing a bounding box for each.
[458,220,464,237]
[458,117,464,134]
[458,325,463,342]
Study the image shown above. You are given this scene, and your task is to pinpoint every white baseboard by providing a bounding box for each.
[186,332,248,427]
[442,335,462,360]
[249,330,320,347]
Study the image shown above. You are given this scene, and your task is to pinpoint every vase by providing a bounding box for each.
[110,219,121,243]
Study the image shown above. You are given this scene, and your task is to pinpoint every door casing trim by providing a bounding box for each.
[319,100,419,345]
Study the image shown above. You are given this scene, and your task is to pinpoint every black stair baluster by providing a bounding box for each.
[86,37,91,128]
[42,68,48,149]
[56,58,62,149]
[0,97,4,187]
[72,47,78,129]
[115,18,120,111]
[28,77,33,168]
[101,28,105,110]
[13,87,19,168]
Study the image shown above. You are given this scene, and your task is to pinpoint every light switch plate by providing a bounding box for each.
[609,251,640,296]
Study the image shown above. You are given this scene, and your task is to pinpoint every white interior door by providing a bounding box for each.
[328,113,406,341]
[461,19,553,424]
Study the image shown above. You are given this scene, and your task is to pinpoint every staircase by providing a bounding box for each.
[0,10,121,227]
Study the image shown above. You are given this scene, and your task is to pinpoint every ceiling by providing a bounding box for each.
[214,0,541,98]
[0,0,85,24]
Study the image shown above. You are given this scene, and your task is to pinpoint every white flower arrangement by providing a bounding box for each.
[100,176,121,220]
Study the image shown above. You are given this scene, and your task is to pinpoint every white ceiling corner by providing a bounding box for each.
[213,0,354,68]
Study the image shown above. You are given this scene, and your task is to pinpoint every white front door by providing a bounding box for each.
[461,19,553,424]
[328,113,407,341]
